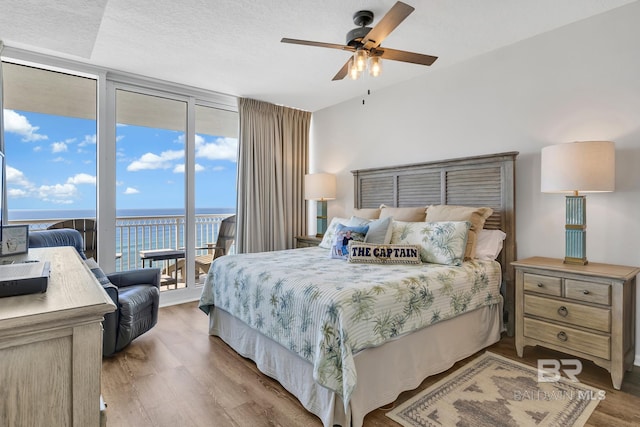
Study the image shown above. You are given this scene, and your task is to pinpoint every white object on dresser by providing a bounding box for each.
[0,246,116,426]
[513,256,639,390]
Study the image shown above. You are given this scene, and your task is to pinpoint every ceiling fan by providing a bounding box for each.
[281,1,438,81]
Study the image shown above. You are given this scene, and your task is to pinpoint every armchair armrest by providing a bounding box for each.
[108,268,161,289]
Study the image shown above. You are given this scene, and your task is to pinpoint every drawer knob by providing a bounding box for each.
[557,306,569,317]
[557,331,568,342]
[537,282,544,288]
[583,290,590,295]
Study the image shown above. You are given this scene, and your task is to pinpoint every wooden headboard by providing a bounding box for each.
[352,151,518,336]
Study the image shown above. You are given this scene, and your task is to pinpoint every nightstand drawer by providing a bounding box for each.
[524,317,610,360]
[565,279,611,305]
[523,273,561,296]
[295,236,322,248]
[524,294,611,333]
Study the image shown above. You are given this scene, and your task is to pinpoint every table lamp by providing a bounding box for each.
[541,141,615,265]
[304,173,337,237]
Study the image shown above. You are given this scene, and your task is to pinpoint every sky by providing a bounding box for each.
[3,109,238,213]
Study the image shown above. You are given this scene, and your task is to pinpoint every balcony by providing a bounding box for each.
[11,213,233,291]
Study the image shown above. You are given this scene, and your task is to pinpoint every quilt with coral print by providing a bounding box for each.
[198,246,502,410]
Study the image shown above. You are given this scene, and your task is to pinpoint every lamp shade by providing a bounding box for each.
[541,141,615,193]
[304,173,336,201]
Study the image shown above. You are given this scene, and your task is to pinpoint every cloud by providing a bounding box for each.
[37,183,78,204]
[127,149,184,171]
[6,166,96,204]
[212,166,225,172]
[173,163,205,173]
[196,136,237,162]
[6,165,33,188]
[67,173,96,185]
[3,109,48,142]
[7,188,29,198]
[79,134,96,147]
[51,141,68,153]
[123,187,139,195]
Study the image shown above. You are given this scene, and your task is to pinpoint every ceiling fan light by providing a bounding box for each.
[354,49,368,72]
[369,56,382,77]
[348,58,360,80]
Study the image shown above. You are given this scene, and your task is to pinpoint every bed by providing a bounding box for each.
[199,151,518,427]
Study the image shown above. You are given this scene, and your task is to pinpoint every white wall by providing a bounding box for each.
[311,3,640,361]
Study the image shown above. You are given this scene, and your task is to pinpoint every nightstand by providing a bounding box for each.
[512,256,640,390]
[295,235,322,248]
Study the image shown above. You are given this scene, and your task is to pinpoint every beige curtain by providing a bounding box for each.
[236,98,310,253]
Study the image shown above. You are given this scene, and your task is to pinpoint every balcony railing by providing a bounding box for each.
[12,213,232,275]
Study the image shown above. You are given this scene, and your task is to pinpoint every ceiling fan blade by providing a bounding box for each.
[378,47,438,66]
[332,59,351,81]
[361,1,414,50]
[281,38,353,52]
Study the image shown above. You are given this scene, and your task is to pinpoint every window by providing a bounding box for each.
[2,62,97,222]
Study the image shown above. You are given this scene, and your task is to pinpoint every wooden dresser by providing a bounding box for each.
[0,247,116,426]
[513,256,639,390]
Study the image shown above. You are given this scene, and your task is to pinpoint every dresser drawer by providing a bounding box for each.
[523,273,561,296]
[524,317,610,360]
[565,279,611,305]
[524,294,611,333]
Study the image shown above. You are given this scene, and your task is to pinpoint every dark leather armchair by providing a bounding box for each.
[28,228,161,356]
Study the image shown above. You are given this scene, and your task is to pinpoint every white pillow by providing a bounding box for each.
[319,217,350,249]
[475,229,507,260]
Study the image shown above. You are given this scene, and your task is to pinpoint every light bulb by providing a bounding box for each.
[348,58,360,80]
[369,56,382,77]
[354,49,368,72]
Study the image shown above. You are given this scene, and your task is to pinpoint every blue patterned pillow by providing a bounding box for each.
[390,221,470,265]
[330,224,369,260]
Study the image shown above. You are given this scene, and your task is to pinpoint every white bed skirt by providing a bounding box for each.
[209,302,502,427]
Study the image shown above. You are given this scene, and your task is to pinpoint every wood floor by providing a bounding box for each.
[102,301,640,426]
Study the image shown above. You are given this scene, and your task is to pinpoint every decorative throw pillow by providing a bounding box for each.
[348,242,421,265]
[353,207,381,220]
[475,229,507,260]
[330,224,369,260]
[390,221,470,266]
[363,216,393,244]
[319,217,350,249]
[85,258,111,286]
[379,204,427,222]
[425,205,493,232]
[425,205,493,259]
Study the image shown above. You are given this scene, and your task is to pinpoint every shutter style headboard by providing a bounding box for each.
[352,151,518,336]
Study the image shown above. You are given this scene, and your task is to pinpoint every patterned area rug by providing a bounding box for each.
[387,352,604,427]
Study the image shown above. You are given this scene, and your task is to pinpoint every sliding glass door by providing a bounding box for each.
[115,89,187,292]
[2,50,238,305]
[194,104,238,284]
[113,89,239,299]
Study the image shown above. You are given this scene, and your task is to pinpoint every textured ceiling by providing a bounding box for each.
[0,0,636,111]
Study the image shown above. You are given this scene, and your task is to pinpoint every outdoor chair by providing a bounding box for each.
[28,228,161,356]
[48,218,97,260]
[195,215,236,276]
[169,215,236,281]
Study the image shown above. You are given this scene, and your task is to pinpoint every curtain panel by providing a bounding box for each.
[236,98,310,253]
